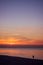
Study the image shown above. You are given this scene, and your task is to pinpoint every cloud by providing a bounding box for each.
[0,34,43,45]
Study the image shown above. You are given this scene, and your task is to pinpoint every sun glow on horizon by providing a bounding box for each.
[0,36,43,45]
[0,37,18,45]
[7,37,17,45]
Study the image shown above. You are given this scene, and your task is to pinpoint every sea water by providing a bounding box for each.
[0,48,43,60]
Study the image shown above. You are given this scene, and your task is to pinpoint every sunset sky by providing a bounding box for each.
[0,0,43,45]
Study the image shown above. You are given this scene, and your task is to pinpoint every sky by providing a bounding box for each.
[0,0,43,45]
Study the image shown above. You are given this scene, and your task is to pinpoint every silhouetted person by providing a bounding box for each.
[32,55,34,59]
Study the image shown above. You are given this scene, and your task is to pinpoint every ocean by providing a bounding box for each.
[0,48,43,60]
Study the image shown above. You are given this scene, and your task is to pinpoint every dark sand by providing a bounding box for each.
[0,55,43,65]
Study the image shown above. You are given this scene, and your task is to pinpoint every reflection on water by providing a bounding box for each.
[0,48,43,60]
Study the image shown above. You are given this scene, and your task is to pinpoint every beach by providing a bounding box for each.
[0,55,43,65]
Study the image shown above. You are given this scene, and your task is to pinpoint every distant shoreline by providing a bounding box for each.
[0,45,43,48]
[0,47,43,49]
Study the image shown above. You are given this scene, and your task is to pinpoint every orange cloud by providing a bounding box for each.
[33,40,43,45]
[0,35,43,45]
